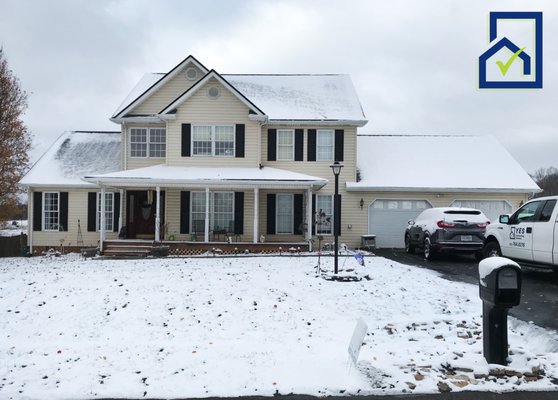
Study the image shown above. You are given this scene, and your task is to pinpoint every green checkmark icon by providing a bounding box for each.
[496,47,526,76]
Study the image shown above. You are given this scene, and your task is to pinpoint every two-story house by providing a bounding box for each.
[20,55,540,255]
[20,55,368,255]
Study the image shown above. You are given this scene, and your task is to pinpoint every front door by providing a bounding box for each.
[126,190,165,239]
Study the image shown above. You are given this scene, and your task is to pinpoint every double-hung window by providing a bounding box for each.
[316,195,333,235]
[130,127,166,158]
[97,192,114,231]
[276,194,293,234]
[277,129,294,161]
[191,191,234,232]
[43,192,60,231]
[192,125,235,156]
[317,130,334,161]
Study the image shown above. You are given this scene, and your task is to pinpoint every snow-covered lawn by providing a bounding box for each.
[0,254,556,399]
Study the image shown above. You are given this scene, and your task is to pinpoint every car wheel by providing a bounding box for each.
[484,241,502,258]
[423,236,435,260]
[405,234,415,254]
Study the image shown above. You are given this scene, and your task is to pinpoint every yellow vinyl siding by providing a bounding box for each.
[30,189,120,249]
[132,66,204,116]
[166,78,260,167]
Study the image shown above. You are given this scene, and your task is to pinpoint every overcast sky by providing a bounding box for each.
[1,0,556,174]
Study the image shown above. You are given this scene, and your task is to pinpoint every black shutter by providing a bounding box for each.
[113,192,121,232]
[235,124,245,158]
[59,192,69,231]
[334,194,342,236]
[267,129,276,161]
[87,192,97,232]
[180,191,190,234]
[335,129,344,162]
[33,192,42,231]
[293,194,303,234]
[294,129,304,161]
[307,129,316,161]
[234,192,244,234]
[266,194,276,234]
[181,123,191,157]
[312,194,316,235]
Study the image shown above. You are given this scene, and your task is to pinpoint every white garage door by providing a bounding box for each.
[450,200,513,223]
[368,199,432,248]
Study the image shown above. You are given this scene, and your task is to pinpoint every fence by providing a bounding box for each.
[0,234,28,257]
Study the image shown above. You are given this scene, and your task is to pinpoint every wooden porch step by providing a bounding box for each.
[102,240,168,258]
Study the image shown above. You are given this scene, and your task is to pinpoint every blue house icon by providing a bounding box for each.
[479,37,531,88]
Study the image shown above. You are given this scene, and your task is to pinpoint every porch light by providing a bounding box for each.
[360,198,364,210]
[330,161,344,275]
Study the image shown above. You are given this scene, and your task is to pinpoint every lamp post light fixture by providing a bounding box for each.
[330,161,344,275]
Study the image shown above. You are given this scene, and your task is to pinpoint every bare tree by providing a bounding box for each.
[0,48,32,223]
[531,166,558,197]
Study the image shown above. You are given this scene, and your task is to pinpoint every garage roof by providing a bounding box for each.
[348,135,540,193]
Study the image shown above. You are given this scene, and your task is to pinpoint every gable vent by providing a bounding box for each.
[185,67,198,81]
[208,86,220,99]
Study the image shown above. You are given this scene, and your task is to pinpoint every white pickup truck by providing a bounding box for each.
[483,195,558,271]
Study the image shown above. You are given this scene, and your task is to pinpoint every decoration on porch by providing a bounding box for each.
[76,219,83,247]
[141,201,152,221]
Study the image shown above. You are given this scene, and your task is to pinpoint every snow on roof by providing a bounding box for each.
[20,131,121,187]
[83,164,327,189]
[224,74,367,123]
[112,73,163,117]
[348,135,540,193]
[113,71,367,123]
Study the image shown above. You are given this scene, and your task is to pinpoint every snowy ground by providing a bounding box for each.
[0,253,557,399]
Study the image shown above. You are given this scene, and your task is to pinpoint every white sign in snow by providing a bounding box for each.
[348,318,368,365]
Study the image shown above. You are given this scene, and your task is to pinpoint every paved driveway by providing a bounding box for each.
[373,248,558,332]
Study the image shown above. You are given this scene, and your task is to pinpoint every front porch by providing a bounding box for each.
[102,239,310,257]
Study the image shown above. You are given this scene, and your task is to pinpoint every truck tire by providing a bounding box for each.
[484,241,502,258]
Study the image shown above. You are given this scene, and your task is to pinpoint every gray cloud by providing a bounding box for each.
[1,0,556,173]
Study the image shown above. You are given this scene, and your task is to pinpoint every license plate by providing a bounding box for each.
[461,235,472,242]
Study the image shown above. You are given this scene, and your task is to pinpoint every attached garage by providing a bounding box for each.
[368,199,432,248]
[450,200,512,223]
[346,135,540,249]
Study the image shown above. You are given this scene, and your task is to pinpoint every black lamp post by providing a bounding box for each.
[330,161,343,274]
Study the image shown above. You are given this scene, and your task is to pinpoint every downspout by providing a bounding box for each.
[28,187,33,255]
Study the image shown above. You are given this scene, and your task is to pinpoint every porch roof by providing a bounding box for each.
[82,164,328,189]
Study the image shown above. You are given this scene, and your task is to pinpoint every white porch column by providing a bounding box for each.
[118,189,124,234]
[253,187,259,244]
[306,187,312,243]
[100,186,106,251]
[155,186,161,242]
[204,187,210,242]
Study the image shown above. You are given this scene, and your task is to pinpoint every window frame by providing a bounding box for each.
[316,129,334,161]
[96,192,115,232]
[276,193,294,234]
[129,127,166,158]
[315,194,334,235]
[276,129,295,161]
[43,192,60,231]
[190,191,235,232]
[192,124,235,157]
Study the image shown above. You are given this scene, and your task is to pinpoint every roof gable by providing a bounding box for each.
[159,70,265,117]
[112,55,209,119]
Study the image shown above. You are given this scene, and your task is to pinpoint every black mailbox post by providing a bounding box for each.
[479,257,522,365]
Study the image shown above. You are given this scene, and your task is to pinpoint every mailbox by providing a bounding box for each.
[478,257,522,365]
[479,262,522,307]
